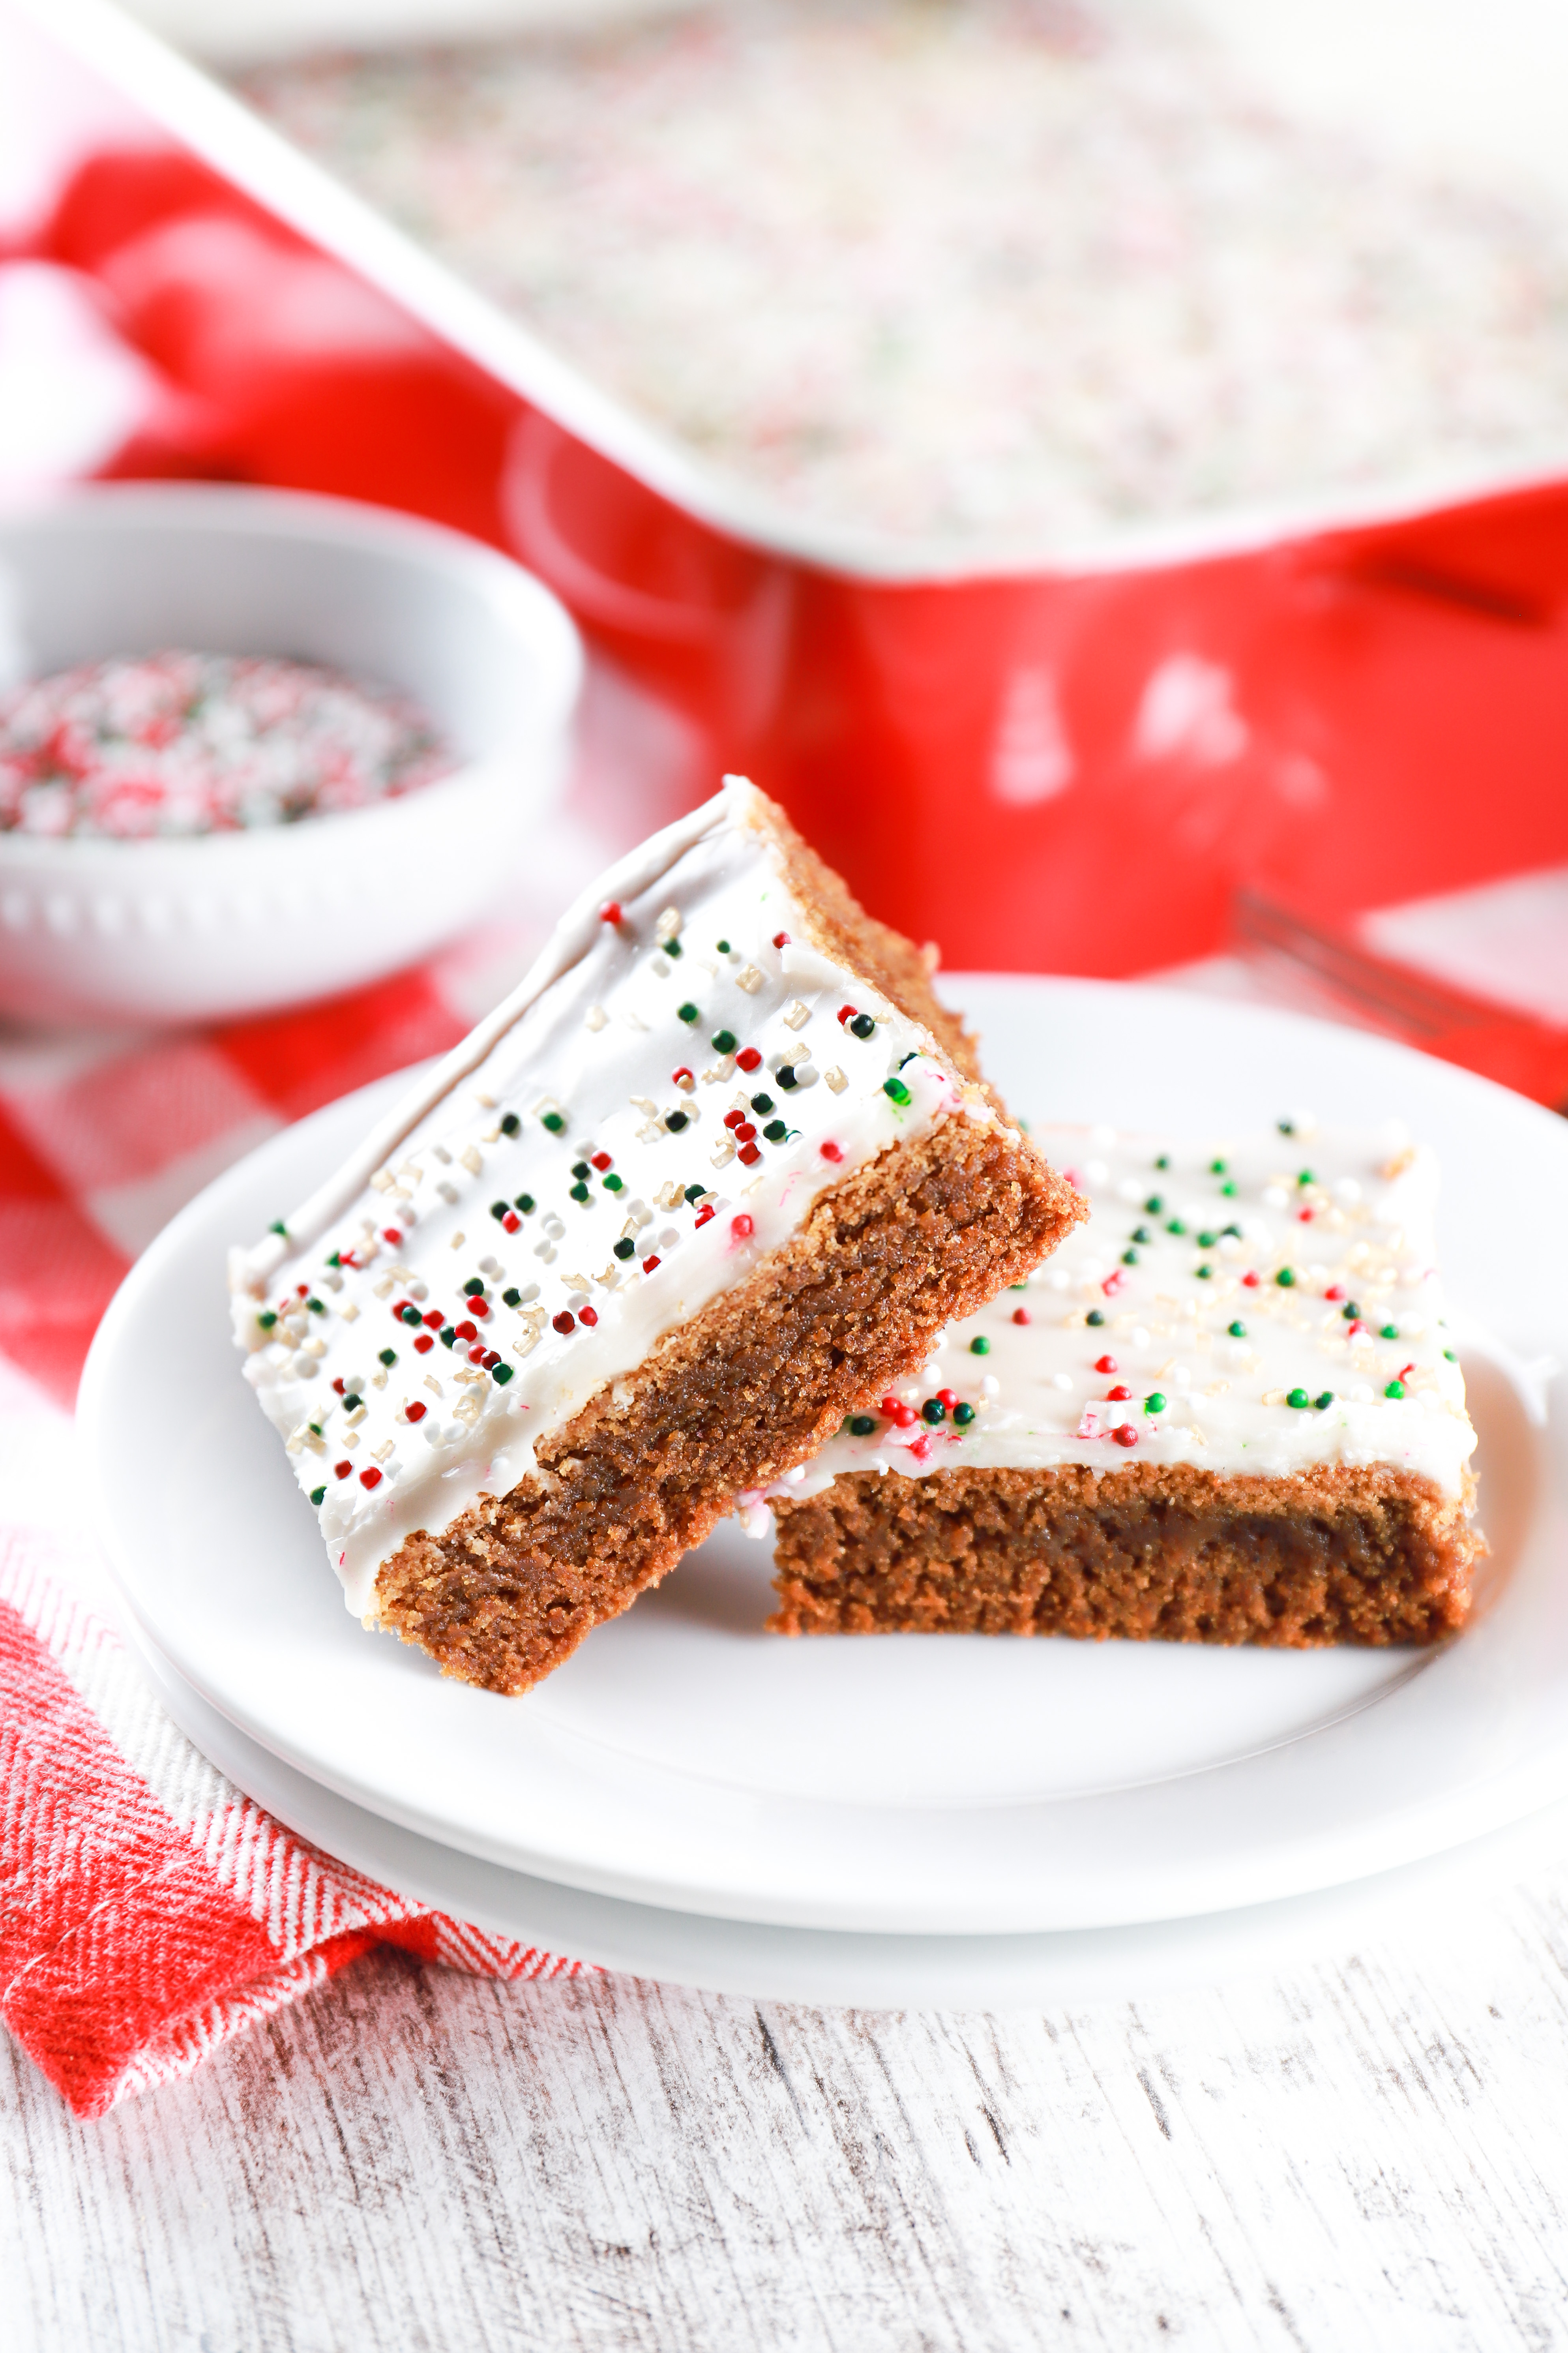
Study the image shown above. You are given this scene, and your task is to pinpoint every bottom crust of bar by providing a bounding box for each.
[769,1464,1482,1647]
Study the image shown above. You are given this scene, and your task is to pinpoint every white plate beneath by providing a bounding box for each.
[122,1609,1568,2012]
[81,977,1568,1935]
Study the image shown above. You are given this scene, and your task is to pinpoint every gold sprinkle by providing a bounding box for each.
[450,1231,466,1250]
[432,1144,451,1165]
[781,999,811,1031]
[482,1126,501,1145]
[474,1091,495,1108]
[372,1276,394,1299]
[711,1137,736,1168]
[656,904,683,939]
[585,1004,608,1032]
[629,1095,658,1116]
[369,1169,394,1192]
[824,1066,847,1093]
[735,965,763,994]
[339,1303,360,1324]
[423,1376,443,1397]
[461,1145,483,1176]
[515,1330,540,1359]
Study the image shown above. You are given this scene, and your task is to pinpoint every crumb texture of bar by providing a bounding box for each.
[376,1118,1078,1692]
[770,1464,1479,1648]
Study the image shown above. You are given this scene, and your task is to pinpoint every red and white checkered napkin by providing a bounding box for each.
[0,945,591,2118]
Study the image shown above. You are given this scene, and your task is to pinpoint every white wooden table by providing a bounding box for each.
[9,1847,1568,2351]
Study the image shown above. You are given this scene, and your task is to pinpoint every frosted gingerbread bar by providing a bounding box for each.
[766,1123,1482,1647]
[230,778,1082,1693]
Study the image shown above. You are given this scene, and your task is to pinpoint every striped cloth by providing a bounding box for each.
[0,935,599,2118]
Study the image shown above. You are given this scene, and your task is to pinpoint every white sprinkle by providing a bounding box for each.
[1085,1159,1108,1186]
[982,1375,1000,1397]
[1052,1371,1073,1391]
[339,1303,359,1324]
[585,1004,608,1031]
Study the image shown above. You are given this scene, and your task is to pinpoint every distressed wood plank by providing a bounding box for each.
[9,1871,1568,2353]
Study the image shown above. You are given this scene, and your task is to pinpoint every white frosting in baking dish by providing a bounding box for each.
[761,1122,1477,1515]
[230,778,994,1616]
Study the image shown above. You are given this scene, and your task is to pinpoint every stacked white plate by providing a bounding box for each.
[82,978,1568,2005]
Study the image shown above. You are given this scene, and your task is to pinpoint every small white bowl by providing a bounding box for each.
[0,482,583,1026]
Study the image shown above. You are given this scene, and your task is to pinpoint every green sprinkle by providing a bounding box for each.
[1144,1196,1163,1215]
[750,1093,775,1115]
[665,937,682,959]
[613,1239,635,1260]
[677,1003,699,1025]
[1385,1378,1406,1399]
[1121,1248,1139,1266]
[1276,1267,1296,1288]
[572,1161,590,1178]
[440,1329,455,1348]
[490,1200,510,1222]
[1220,1182,1237,1196]
[1209,1159,1227,1176]
[1131,1226,1152,1245]
[922,1398,946,1424]
[463,1278,485,1296]
[343,1393,362,1412]
[515,1194,535,1215]
[1341,1301,1360,1320]
[309,1486,326,1506]
[1196,1264,1213,1280]
[1155,1155,1170,1170]
[1277,1119,1295,1135]
[399,1305,422,1326]
[850,1014,877,1040]
[666,1110,689,1132]
[1298,1169,1314,1187]
[541,1112,565,1133]
[269,1219,287,1237]
[1380,1323,1399,1340]
[1228,1320,1246,1338]
[1287,1388,1310,1409]
[776,1067,798,1090]
[1145,1392,1166,1414]
[954,1402,976,1425]
[1009,1282,1028,1290]
[570,1182,590,1202]
[308,1422,322,1438]
[1221,1224,1243,1239]
[327,1252,341,1269]
[503,1286,523,1305]
[500,1113,520,1136]
[711,1028,738,1055]
[685,1184,706,1204]
[883,1076,913,1106]
[970,1336,991,1355]
[1167,1218,1186,1236]
[1197,1230,1217,1249]
[378,1348,396,1367]
[1087,1310,1105,1327]
[257,1311,277,1330]
[603,1173,624,1192]
[849,1414,878,1436]
[763,1120,788,1142]
[491,1363,513,1385]
[1315,1391,1335,1410]
[1444,1349,1457,1362]
[716,938,730,954]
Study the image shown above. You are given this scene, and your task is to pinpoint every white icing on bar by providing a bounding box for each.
[230,779,993,1615]
[767,1123,1477,1511]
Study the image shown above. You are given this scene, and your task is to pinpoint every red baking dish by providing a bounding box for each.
[11,0,1568,977]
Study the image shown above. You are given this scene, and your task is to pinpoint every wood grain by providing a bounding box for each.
[9,1869,1568,2352]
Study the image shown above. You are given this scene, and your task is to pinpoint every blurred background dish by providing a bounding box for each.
[0,482,583,1025]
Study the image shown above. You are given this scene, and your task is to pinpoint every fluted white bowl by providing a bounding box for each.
[0,483,583,1026]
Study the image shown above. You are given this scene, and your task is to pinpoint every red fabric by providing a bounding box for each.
[0,958,586,2118]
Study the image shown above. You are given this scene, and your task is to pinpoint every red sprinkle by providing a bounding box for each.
[732,1214,755,1239]
[695,1205,716,1228]
[641,1255,661,1273]
[937,1388,959,1411]
[1012,1307,1031,1326]
[483,1350,501,1370]
[909,1434,932,1462]
[469,1297,490,1319]
[599,900,622,924]
[1242,1271,1261,1288]
[1106,1385,1132,1402]
[334,1460,351,1479]
[735,1047,762,1072]
[414,1334,434,1354]
[1399,1361,1417,1381]
[468,1345,488,1364]
[382,1229,401,1246]
[738,1143,762,1166]
[405,1402,427,1423]
[359,1466,382,1489]
[332,1377,345,1395]
[773,932,790,948]
[1101,1270,1124,1297]
[454,1320,477,1342]
[580,1306,599,1327]
[502,1211,521,1233]
[553,1311,575,1334]
[724,1109,746,1130]
[837,1004,856,1026]
[820,1140,844,1164]
[734,1122,757,1143]
[422,1309,444,1327]
[672,1066,694,1087]
[591,1151,613,1171]
[296,1284,309,1297]
[1324,1285,1346,1302]
[1298,1208,1314,1222]
[1111,1425,1139,1448]
[1348,1319,1366,1336]
[1094,1355,1117,1374]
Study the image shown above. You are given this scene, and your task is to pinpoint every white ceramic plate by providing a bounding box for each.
[82,978,1568,1935]
[121,1609,1568,2010]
